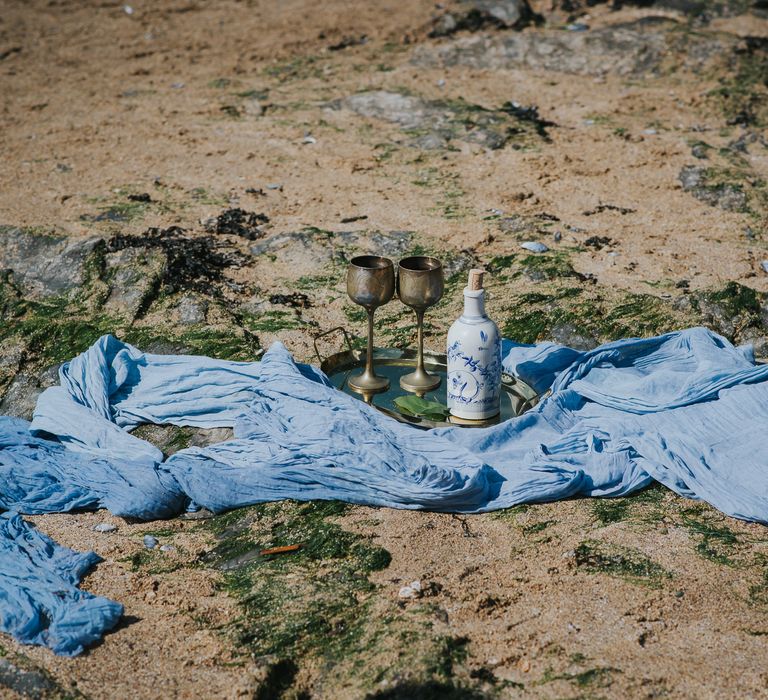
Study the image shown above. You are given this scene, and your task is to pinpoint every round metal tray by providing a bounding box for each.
[319,344,540,430]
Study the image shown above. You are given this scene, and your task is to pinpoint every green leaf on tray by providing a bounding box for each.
[393,395,450,421]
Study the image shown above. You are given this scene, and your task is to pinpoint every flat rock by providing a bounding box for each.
[177,293,209,325]
[0,339,25,386]
[252,229,415,269]
[103,246,166,319]
[430,0,535,36]
[252,230,337,265]
[331,91,433,130]
[0,365,59,420]
[0,375,44,420]
[131,424,234,455]
[0,226,102,299]
[330,91,548,150]
[688,284,768,340]
[468,0,529,27]
[738,328,768,358]
[678,166,748,212]
[413,17,731,76]
[368,230,415,259]
[549,322,597,350]
[0,658,57,700]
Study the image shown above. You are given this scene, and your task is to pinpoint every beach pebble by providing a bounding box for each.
[160,544,176,552]
[520,241,549,253]
[143,535,159,549]
[553,231,562,243]
[761,260,768,274]
[398,580,422,599]
[93,523,117,533]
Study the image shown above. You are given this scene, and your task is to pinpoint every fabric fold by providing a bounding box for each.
[0,513,123,657]
[0,327,766,657]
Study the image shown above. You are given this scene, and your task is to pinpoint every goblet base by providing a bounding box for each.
[348,370,390,394]
[400,368,441,393]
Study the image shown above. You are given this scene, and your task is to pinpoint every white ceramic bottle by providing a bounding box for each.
[446,269,502,420]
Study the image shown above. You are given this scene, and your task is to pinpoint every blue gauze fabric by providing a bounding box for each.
[0,512,123,656]
[0,327,766,656]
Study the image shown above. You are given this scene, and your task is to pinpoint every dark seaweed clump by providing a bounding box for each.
[106,226,248,296]
[269,292,312,308]
[500,102,556,140]
[205,208,269,240]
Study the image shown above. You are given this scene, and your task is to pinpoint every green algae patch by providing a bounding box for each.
[412,167,472,221]
[490,504,530,522]
[521,519,556,535]
[591,499,632,525]
[499,275,768,350]
[126,325,261,362]
[201,501,392,667]
[748,555,768,608]
[539,664,620,690]
[0,288,262,369]
[490,251,579,283]
[574,540,672,588]
[121,548,186,575]
[517,252,578,282]
[0,294,120,367]
[590,485,669,527]
[689,281,767,342]
[680,505,742,566]
[698,281,762,318]
[501,287,687,346]
[243,310,303,333]
[200,502,500,697]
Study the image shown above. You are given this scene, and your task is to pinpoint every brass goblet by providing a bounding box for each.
[397,256,444,393]
[347,255,395,394]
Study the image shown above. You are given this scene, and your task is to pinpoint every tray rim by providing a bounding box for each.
[320,345,540,429]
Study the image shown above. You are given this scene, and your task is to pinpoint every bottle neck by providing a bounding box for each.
[462,287,486,318]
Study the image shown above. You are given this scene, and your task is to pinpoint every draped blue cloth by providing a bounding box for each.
[0,327,766,655]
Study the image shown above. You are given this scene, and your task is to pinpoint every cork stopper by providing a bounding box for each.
[468,268,485,291]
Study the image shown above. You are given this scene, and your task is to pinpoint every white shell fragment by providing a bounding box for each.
[520,241,549,253]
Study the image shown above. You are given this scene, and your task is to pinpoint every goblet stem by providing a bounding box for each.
[399,307,440,393]
[415,308,426,376]
[365,307,376,378]
[348,306,390,394]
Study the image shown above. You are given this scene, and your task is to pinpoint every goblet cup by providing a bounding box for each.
[397,256,444,393]
[347,255,395,394]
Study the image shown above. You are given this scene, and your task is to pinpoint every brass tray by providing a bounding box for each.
[315,327,540,430]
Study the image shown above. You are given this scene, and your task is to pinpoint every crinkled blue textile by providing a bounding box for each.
[0,512,123,656]
[0,327,767,656]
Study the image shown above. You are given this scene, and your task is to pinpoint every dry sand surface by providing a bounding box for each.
[1,0,768,698]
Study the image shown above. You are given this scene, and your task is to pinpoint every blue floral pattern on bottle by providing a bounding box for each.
[447,334,501,408]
